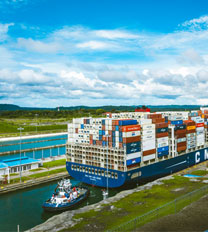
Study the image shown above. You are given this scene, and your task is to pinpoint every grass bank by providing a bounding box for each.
[43,159,66,168]
[61,175,208,232]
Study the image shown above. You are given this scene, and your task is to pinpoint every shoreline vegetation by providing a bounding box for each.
[0,105,202,136]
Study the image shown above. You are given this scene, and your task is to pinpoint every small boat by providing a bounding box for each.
[42,179,90,212]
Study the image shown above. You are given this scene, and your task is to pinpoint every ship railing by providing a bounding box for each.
[107,184,208,232]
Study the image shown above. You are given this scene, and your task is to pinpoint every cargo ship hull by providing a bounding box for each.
[66,147,208,188]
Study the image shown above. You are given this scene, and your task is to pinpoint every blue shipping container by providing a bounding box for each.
[156,127,168,133]
[102,119,105,125]
[157,146,169,153]
[158,150,169,157]
[119,120,137,126]
[115,126,119,131]
[99,135,103,141]
[171,120,183,125]
[86,119,90,124]
[81,124,84,129]
[175,124,186,130]
[93,140,96,145]
[125,141,141,154]
[102,141,106,146]
[126,157,141,166]
[99,130,102,135]
[112,131,115,137]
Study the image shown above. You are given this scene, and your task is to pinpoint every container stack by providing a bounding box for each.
[69,118,142,166]
[122,124,141,166]
[174,123,187,153]
[184,120,196,150]
[140,119,156,162]
[147,114,169,158]
[155,122,169,157]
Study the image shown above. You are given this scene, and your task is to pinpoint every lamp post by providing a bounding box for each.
[17,127,24,183]
[35,114,38,134]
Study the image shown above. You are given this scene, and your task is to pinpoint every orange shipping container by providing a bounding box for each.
[156,122,168,128]
[122,125,141,132]
[156,132,168,138]
[143,149,156,156]
[123,136,141,143]
[187,125,196,130]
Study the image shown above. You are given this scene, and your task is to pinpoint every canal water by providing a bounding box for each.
[0,134,68,161]
[0,178,120,232]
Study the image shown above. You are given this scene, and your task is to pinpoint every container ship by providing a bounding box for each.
[66,107,208,188]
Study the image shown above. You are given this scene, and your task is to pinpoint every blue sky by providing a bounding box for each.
[1,0,208,107]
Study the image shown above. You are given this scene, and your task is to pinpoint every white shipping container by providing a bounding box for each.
[142,134,155,140]
[143,154,156,161]
[142,139,156,151]
[157,137,169,143]
[142,124,155,130]
[197,134,205,139]
[123,131,141,138]
[139,119,152,125]
[187,133,196,137]
[126,152,141,160]
[177,138,186,143]
[197,141,204,146]
[157,141,169,148]
[142,129,155,136]
[196,127,204,132]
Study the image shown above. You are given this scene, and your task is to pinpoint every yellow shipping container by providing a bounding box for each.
[187,126,196,130]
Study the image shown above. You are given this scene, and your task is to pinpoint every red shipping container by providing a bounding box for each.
[112,126,116,131]
[75,128,78,133]
[123,136,141,143]
[119,143,123,148]
[184,120,195,126]
[147,114,162,119]
[177,133,186,139]
[122,125,141,132]
[177,141,186,147]
[156,122,168,128]
[152,118,165,124]
[89,135,93,140]
[175,129,186,135]
[90,140,93,145]
[156,132,168,138]
[177,146,186,152]
[143,149,156,156]
[196,123,204,127]
[102,125,105,130]
[186,129,196,134]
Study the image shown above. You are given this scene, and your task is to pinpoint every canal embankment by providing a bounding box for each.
[28,161,208,232]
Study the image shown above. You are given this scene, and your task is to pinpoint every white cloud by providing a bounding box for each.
[76,41,113,50]
[17,38,62,53]
[95,30,139,39]
[0,23,14,42]
[180,15,208,30]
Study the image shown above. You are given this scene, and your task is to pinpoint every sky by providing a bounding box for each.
[1,0,208,107]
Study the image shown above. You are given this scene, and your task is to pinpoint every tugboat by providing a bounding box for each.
[42,179,90,212]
